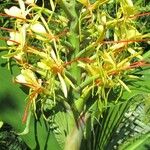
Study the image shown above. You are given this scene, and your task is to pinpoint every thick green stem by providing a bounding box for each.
[64,113,89,150]
[60,0,81,86]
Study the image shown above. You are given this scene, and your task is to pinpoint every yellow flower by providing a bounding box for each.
[4,6,24,18]
[58,73,68,98]
[15,69,43,124]
[7,32,21,45]
[4,0,30,19]
[15,69,42,90]
[7,24,27,46]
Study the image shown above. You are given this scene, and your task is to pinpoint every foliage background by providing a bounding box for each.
[0,0,150,150]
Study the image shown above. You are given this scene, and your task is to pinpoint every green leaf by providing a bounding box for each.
[119,132,150,150]
[0,30,7,47]
[122,67,150,100]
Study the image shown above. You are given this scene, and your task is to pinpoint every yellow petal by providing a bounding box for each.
[16,74,27,84]
[22,69,37,85]
[25,0,36,4]
[64,75,75,89]
[58,73,67,98]
[128,48,143,60]
[118,79,131,92]
[77,0,89,6]
[125,0,133,7]
[18,0,25,17]
[37,61,50,70]
[4,6,22,18]
[50,50,57,61]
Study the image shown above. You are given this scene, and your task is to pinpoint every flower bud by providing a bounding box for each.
[30,23,47,34]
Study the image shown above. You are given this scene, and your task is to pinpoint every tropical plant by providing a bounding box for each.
[0,0,150,149]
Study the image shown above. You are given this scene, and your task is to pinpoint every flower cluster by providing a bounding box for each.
[1,0,149,124]
[2,0,69,122]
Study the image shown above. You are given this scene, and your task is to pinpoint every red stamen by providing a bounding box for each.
[100,39,150,45]
[22,88,43,123]
[0,13,26,21]
[127,61,150,69]
[63,57,94,67]
[0,27,16,32]
[0,37,20,45]
[130,12,150,19]
[22,98,32,123]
